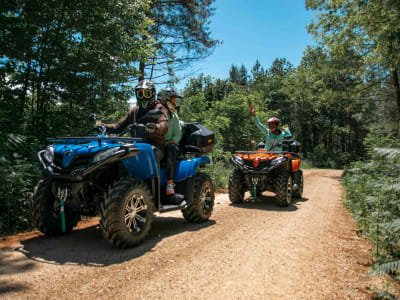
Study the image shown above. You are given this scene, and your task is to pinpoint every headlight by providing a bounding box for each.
[92,147,121,164]
[43,145,54,163]
[232,155,244,166]
[270,157,286,166]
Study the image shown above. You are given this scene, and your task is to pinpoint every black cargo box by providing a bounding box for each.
[180,122,215,153]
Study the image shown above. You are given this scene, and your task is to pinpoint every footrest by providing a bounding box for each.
[159,201,187,213]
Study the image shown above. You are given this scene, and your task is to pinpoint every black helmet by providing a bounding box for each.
[157,87,182,106]
[135,80,156,108]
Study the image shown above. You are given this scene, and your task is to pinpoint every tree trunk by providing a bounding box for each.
[391,68,400,122]
[139,61,145,82]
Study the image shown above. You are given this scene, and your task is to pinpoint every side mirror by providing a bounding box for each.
[241,134,248,140]
[89,113,97,122]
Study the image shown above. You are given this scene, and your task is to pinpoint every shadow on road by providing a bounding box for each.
[16,215,215,268]
[322,175,343,182]
[230,195,309,211]
[0,280,27,295]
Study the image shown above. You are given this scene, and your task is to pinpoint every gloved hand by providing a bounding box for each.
[145,122,157,134]
[92,124,106,135]
[250,105,255,116]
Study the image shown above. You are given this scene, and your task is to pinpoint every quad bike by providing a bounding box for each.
[228,137,303,206]
[33,109,216,248]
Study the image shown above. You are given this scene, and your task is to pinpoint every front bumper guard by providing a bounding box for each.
[38,145,140,179]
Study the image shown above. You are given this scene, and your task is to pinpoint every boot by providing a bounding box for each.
[166,181,185,205]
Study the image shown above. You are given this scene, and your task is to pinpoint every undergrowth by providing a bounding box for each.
[342,129,400,281]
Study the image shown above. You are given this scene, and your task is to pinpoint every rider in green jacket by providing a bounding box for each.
[250,105,292,152]
[158,87,184,204]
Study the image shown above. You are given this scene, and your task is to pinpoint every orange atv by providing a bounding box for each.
[228,139,303,206]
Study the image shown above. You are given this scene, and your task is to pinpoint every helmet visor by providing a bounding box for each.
[136,89,154,100]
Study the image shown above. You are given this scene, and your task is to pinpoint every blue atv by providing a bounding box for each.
[33,109,216,248]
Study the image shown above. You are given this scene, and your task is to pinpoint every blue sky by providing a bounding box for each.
[177,0,315,90]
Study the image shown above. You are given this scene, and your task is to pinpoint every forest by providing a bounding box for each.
[1,0,399,280]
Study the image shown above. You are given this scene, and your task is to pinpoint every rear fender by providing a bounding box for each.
[160,156,210,186]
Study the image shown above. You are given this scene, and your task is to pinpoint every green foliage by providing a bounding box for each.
[343,129,400,275]
[370,261,400,276]
[308,144,351,168]
[139,0,220,83]
[204,151,233,190]
[0,134,41,235]
[306,0,400,125]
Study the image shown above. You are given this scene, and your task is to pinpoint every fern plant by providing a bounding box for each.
[0,134,41,235]
[343,142,400,277]
[370,260,400,277]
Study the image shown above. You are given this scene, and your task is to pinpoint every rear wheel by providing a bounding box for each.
[292,170,304,199]
[32,180,80,236]
[100,178,153,248]
[228,168,245,203]
[182,173,214,222]
[273,172,293,207]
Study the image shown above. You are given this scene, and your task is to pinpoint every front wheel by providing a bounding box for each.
[182,173,214,222]
[228,168,245,203]
[273,172,293,207]
[32,180,80,236]
[100,178,153,248]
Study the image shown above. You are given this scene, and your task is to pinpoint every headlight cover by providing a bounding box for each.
[92,147,121,164]
[270,156,287,166]
[43,145,54,163]
[232,155,244,166]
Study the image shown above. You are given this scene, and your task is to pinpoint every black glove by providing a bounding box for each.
[92,124,106,135]
[145,123,157,134]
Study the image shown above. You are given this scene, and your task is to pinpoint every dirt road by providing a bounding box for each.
[0,169,398,299]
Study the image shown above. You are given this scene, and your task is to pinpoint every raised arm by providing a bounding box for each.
[250,105,269,134]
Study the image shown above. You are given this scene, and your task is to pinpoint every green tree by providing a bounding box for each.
[306,0,400,123]
[138,0,220,83]
[229,64,248,86]
[0,0,152,138]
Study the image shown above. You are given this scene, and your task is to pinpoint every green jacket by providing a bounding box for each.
[165,111,182,144]
[253,115,292,152]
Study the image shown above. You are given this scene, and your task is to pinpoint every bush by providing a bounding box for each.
[205,149,233,190]
[308,144,351,168]
[0,134,42,235]
[342,129,400,276]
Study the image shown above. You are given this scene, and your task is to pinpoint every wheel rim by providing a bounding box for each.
[52,198,61,218]
[200,182,213,214]
[124,193,148,233]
